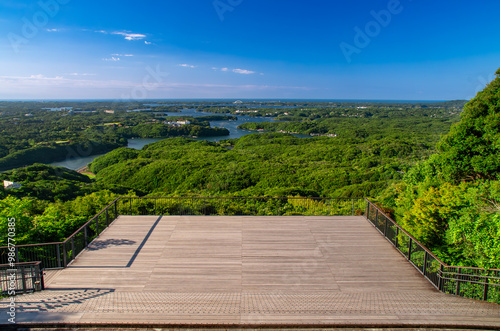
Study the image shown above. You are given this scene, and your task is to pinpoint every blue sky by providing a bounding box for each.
[0,0,499,100]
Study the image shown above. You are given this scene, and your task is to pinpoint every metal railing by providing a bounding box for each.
[0,196,498,304]
[365,199,500,304]
[114,196,365,217]
[0,198,119,269]
[0,261,44,294]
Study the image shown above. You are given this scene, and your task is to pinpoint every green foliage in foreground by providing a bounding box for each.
[0,190,124,244]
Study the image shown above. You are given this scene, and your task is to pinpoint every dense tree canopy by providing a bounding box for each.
[381,69,500,268]
[435,68,500,181]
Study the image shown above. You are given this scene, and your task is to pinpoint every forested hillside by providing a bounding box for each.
[380,68,500,268]
[89,133,429,198]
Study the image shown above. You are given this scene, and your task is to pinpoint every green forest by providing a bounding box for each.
[0,69,499,269]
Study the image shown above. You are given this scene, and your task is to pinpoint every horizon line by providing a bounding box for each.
[0,98,466,103]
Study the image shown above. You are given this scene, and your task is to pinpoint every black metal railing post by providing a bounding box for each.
[438,264,444,291]
[21,267,26,292]
[71,237,75,260]
[62,242,67,267]
[395,227,399,248]
[56,244,61,268]
[408,239,412,261]
[40,265,45,290]
[483,280,489,302]
[30,265,36,290]
[456,268,462,296]
[423,251,428,276]
[366,200,370,220]
[84,227,88,247]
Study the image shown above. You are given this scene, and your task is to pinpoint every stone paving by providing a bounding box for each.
[1,216,500,327]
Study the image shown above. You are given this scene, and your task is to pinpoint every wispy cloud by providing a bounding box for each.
[46,28,61,32]
[112,31,146,41]
[178,64,197,68]
[94,30,147,41]
[64,73,96,77]
[213,67,258,74]
[144,41,153,45]
[112,54,134,57]
[28,74,64,80]
[233,68,255,74]
[103,57,120,62]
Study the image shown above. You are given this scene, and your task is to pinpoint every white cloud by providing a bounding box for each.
[178,64,197,68]
[144,41,152,45]
[233,69,256,75]
[46,28,60,32]
[27,74,64,80]
[65,73,96,76]
[112,54,134,57]
[112,31,146,41]
[103,57,120,62]
[221,68,229,72]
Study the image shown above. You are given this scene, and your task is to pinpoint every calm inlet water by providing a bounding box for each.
[46,109,309,170]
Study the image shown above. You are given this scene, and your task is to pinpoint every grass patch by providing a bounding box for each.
[83,173,96,179]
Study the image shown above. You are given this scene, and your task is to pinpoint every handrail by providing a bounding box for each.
[62,198,120,244]
[365,198,500,271]
[0,261,44,294]
[365,199,452,269]
[0,261,43,268]
[364,198,500,303]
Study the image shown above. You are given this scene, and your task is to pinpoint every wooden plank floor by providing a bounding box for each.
[3,215,500,327]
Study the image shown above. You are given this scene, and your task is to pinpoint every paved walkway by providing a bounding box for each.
[2,216,500,327]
